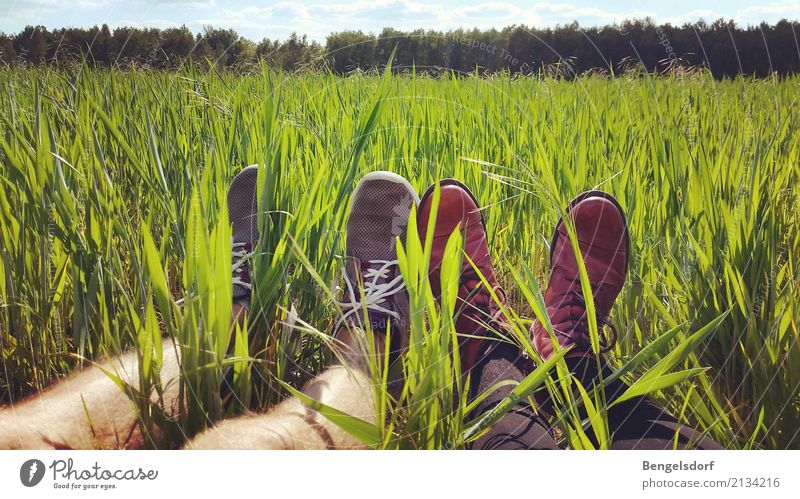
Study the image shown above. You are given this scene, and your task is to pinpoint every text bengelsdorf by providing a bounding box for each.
[643,461,715,473]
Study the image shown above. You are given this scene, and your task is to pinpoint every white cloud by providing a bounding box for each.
[112,18,182,29]
[190,1,330,39]
[663,2,800,26]
[318,0,403,15]
[133,0,216,5]
[665,9,718,26]
[2,0,111,9]
[735,0,800,24]
[532,2,654,25]
[1,0,111,32]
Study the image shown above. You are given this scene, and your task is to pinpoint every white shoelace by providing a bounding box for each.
[335,259,404,331]
[175,241,253,306]
[232,241,254,291]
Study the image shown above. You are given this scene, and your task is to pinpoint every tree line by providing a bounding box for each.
[1,19,799,78]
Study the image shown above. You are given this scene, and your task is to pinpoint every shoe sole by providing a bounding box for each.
[549,190,631,278]
[228,164,260,227]
[350,171,420,207]
[228,165,261,301]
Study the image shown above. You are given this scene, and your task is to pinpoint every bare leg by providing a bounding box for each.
[0,338,181,449]
[186,321,381,449]
[187,364,375,449]
[0,303,249,450]
[0,304,380,450]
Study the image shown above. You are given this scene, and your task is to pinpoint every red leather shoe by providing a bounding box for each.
[417,179,508,372]
[532,191,629,360]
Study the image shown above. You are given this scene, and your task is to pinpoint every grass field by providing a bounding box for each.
[0,66,798,449]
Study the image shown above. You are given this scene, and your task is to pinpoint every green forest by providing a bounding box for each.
[1,18,799,77]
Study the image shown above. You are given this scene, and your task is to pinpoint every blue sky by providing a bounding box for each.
[1,1,799,41]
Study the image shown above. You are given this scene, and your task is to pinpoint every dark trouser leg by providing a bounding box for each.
[470,342,558,450]
[567,357,723,450]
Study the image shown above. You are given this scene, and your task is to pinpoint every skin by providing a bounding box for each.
[186,365,374,449]
[0,340,182,449]
[0,303,377,450]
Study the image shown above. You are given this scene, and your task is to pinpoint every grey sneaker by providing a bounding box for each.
[228,165,259,306]
[335,171,419,355]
